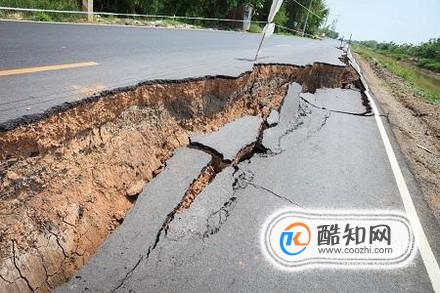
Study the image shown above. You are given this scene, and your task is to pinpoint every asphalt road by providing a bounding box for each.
[0,20,343,127]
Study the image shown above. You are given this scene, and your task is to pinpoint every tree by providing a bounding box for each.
[320,19,339,39]
[92,0,331,36]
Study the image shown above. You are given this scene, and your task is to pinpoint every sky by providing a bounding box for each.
[324,0,440,44]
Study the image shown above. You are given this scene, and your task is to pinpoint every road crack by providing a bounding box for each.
[300,95,373,117]
[247,181,303,208]
[200,167,249,239]
[112,163,217,292]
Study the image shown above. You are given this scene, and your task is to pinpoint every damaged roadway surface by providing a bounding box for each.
[0,20,344,127]
[190,116,263,162]
[60,83,440,292]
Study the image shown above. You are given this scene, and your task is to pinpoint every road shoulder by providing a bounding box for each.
[355,53,440,223]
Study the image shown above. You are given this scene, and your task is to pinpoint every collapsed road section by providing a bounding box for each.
[58,82,306,292]
[60,78,417,292]
[0,62,359,292]
[60,77,436,292]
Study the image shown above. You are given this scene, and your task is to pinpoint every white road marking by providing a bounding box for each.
[351,52,440,292]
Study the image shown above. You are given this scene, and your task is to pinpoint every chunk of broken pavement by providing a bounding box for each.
[61,148,211,292]
[262,83,302,152]
[267,110,280,126]
[190,115,263,162]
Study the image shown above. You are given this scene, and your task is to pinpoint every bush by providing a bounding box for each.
[423,61,440,73]
[355,39,440,74]
[0,0,79,10]
[33,11,52,21]
[248,23,262,33]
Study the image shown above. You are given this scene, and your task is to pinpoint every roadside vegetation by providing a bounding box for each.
[0,0,338,38]
[0,0,78,10]
[353,42,440,104]
[355,39,440,73]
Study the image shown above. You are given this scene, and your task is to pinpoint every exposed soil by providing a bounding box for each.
[355,53,440,224]
[176,165,216,213]
[0,63,358,292]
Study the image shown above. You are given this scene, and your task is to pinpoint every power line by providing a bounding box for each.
[277,24,315,37]
[286,0,321,18]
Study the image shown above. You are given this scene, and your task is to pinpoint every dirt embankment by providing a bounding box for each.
[355,53,440,223]
[0,63,358,292]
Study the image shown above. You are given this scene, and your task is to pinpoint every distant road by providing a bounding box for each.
[0,20,343,127]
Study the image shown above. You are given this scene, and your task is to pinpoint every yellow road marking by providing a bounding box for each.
[0,62,99,77]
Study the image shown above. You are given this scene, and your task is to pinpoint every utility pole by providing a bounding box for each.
[302,0,313,37]
[243,4,253,31]
[82,0,93,22]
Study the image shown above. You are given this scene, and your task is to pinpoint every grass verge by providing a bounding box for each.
[353,44,440,104]
[0,0,79,10]
[248,23,262,33]
[0,1,304,37]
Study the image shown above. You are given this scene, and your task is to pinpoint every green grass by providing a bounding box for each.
[353,44,440,104]
[0,9,86,22]
[0,0,82,21]
[0,1,198,27]
[248,23,262,33]
[0,0,79,10]
[418,59,440,72]
[0,0,304,38]
[354,40,440,73]
[0,1,306,38]
[0,1,234,32]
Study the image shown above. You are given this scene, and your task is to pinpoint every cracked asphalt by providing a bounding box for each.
[0,20,344,127]
[59,83,440,292]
